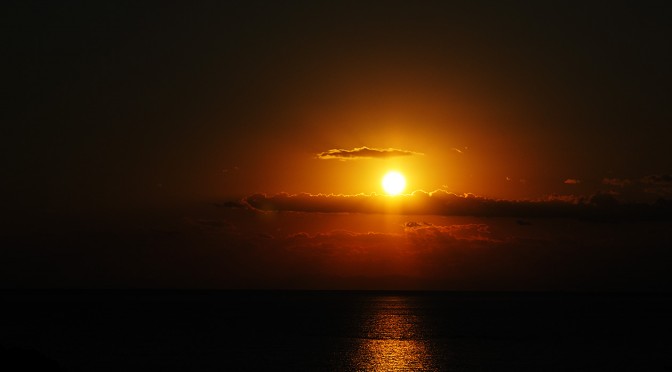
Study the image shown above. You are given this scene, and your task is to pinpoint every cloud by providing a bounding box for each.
[212,220,672,291]
[642,174,672,184]
[641,174,672,196]
[240,190,672,221]
[316,146,422,160]
[601,174,672,196]
[564,179,581,184]
[403,222,499,242]
[3,205,672,291]
[602,178,632,187]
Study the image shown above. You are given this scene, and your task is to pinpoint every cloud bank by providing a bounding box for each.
[601,174,672,198]
[242,190,672,221]
[316,146,422,160]
[642,174,672,196]
[3,204,672,291]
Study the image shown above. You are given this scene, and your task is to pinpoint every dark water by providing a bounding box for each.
[2,291,672,371]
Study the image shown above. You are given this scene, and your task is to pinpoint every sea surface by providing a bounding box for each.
[2,291,671,371]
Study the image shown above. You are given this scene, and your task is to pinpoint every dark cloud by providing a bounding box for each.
[642,175,672,183]
[404,222,498,243]
[601,174,672,197]
[641,174,672,196]
[602,178,632,187]
[564,179,581,184]
[242,190,672,221]
[3,207,672,291]
[316,146,422,160]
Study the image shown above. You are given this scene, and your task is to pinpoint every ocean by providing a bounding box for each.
[2,291,671,371]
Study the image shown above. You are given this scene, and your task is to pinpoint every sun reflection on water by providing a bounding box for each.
[349,296,435,371]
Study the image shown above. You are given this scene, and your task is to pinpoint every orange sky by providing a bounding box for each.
[4,2,672,290]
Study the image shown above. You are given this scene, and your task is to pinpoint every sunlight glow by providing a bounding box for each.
[382,171,406,195]
[350,296,434,370]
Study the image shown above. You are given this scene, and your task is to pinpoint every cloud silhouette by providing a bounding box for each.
[316,146,422,160]
[642,174,672,196]
[602,178,632,187]
[601,174,672,197]
[241,190,672,221]
[189,218,672,290]
[564,179,581,184]
[3,204,672,291]
[403,222,499,242]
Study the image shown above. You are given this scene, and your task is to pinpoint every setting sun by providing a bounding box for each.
[382,171,406,195]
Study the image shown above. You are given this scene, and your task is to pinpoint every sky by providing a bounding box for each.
[3,1,672,290]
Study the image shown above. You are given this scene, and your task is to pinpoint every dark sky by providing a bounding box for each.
[3,1,672,289]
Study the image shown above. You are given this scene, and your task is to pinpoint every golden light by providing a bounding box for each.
[349,296,435,370]
[382,171,406,195]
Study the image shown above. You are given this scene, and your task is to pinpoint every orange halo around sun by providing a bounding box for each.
[382,171,406,195]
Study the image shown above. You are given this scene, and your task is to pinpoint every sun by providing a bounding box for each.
[382,171,406,195]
